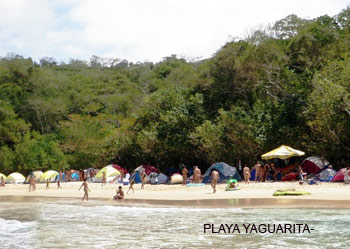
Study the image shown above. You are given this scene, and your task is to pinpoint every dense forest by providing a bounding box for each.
[1,8,350,175]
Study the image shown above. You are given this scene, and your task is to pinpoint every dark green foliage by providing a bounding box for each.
[1,7,350,174]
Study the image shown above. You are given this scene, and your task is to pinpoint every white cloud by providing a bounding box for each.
[0,0,348,62]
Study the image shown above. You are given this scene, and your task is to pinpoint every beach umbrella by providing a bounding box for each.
[261,145,305,160]
[227,179,237,183]
[40,170,59,182]
[6,172,25,184]
[0,173,7,180]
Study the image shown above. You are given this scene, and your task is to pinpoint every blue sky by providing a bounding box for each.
[0,0,349,63]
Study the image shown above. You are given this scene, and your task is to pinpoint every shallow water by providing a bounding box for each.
[0,198,349,249]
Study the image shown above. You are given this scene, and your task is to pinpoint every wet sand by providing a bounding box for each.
[1,181,350,208]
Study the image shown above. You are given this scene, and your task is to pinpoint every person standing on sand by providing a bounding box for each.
[127,180,135,194]
[102,172,107,186]
[114,186,124,200]
[79,179,90,201]
[57,171,62,189]
[182,165,188,185]
[243,164,250,184]
[254,163,261,182]
[193,166,201,183]
[210,170,219,193]
[140,170,146,189]
[0,176,5,187]
[29,175,36,192]
[46,178,50,189]
[343,167,350,184]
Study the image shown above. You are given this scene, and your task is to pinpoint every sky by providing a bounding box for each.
[0,0,349,63]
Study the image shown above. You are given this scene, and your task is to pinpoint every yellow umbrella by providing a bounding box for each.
[262,145,305,160]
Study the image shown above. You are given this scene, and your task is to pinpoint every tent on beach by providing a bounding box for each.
[111,164,128,176]
[25,171,43,183]
[316,168,336,182]
[131,165,160,183]
[301,156,329,175]
[6,172,25,184]
[95,165,120,183]
[40,170,59,183]
[203,162,241,183]
[262,145,305,160]
[331,168,346,182]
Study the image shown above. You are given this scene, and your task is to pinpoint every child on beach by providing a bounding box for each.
[79,179,90,201]
[243,165,250,184]
[114,186,124,200]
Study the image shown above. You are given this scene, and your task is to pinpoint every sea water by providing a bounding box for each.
[0,198,349,249]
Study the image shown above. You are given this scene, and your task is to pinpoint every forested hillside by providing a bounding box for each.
[1,8,350,174]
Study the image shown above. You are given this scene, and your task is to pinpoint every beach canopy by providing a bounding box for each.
[25,171,43,183]
[261,145,305,160]
[301,156,329,175]
[40,170,59,182]
[0,173,6,180]
[203,162,241,183]
[6,172,25,184]
[95,165,120,183]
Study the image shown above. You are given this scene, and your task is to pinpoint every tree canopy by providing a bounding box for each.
[1,7,350,174]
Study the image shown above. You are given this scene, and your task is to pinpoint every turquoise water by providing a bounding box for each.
[0,198,349,249]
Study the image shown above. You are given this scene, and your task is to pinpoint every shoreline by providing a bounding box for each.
[1,195,350,209]
[1,181,350,208]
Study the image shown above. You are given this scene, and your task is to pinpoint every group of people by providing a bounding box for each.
[242,163,278,184]
[181,165,202,185]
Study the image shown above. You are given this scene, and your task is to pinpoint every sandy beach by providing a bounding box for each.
[1,181,350,208]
